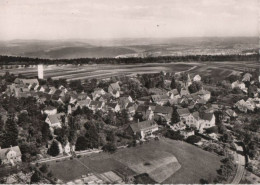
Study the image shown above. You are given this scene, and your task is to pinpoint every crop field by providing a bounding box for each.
[46,138,222,183]
[1,61,258,81]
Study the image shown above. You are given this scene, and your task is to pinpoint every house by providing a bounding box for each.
[48,87,56,95]
[0,146,22,166]
[127,120,158,139]
[194,112,216,133]
[106,103,120,112]
[151,94,169,105]
[126,103,138,121]
[14,78,39,86]
[43,106,57,115]
[242,73,252,82]
[45,114,62,129]
[110,90,120,98]
[92,88,106,100]
[118,96,133,109]
[89,101,105,111]
[224,109,237,122]
[177,108,197,126]
[136,104,154,120]
[231,81,247,93]
[195,89,211,102]
[108,82,120,93]
[76,99,91,109]
[167,89,180,99]
[235,99,255,112]
[153,106,173,122]
[180,89,190,97]
[193,74,201,82]
[171,122,186,131]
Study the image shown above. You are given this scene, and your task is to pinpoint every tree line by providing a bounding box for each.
[0,54,258,65]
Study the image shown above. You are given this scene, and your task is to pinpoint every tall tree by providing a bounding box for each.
[48,141,60,157]
[2,115,18,148]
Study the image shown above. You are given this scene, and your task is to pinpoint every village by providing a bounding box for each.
[0,64,259,184]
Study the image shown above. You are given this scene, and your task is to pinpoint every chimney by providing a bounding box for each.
[38,64,44,79]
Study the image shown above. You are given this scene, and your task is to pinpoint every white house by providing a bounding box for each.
[0,146,22,166]
[231,81,247,92]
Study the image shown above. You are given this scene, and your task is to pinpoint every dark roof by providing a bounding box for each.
[177,108,190,116]
[154,106,173,114]
[136,105,149,112]
[199,112,214,121]
[44,106,56,111]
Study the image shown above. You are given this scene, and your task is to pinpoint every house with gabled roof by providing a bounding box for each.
[0,146,22,166]
[108,82,120,93]
[76,99,91,109]
[45,114,62,129]
[242,73,252,82]
[136,104,154,120]
[167,89,180,99]
[154,105,173,122]
[118,96,133,109]
[177,108,196,126]
[127,120,158,139]
[151,94,169,105]
[106,103,120,112]
[92,88,106,100]
[89,101,105,111]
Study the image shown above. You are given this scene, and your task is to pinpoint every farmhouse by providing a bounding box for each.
[127,120,158,139]
[0,146,22,166]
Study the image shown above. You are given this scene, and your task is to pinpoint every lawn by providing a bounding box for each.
[46,137,222,183]
[47,159,91,182]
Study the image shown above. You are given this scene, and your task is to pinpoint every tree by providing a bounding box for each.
[2,115,18,148]
[102,142,117,153]
[48,141,60,157]
[188,81,202,93]
[164,130,184,140]
[170,77,176,89]
[31,171,41,183]
[186,135,201,144]
[171,107,180,124]
[39,164,48,173]
[75,136,88,151]
[41,123,51,144]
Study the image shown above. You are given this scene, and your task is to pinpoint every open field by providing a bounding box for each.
[1,61,258,81]
[45,138,222,183]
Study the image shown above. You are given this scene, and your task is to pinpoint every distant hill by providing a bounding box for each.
[0,37,258,59]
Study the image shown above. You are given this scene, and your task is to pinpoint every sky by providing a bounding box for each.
[0,0,259,40]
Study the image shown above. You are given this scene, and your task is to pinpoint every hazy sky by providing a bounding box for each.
[0,0,258,40]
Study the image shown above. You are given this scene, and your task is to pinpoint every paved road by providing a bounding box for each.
[231,143,246,184]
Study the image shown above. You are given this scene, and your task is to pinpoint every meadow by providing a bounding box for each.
[46,138,222,183]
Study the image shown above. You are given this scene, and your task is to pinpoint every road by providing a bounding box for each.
[231,143,246,184]
[31,149,102,165]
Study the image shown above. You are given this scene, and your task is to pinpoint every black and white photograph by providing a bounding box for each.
[0,0,259,184]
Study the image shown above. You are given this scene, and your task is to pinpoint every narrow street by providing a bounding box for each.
[231,143,246,184]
